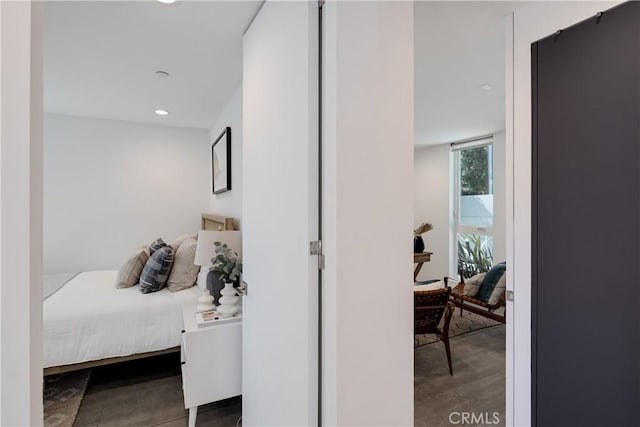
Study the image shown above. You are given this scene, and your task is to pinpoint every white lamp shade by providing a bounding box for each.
[194,230,242,267]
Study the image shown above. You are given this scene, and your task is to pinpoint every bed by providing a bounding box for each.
[43,213,235,375]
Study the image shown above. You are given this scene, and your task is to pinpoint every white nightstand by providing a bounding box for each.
[181,302,242,427]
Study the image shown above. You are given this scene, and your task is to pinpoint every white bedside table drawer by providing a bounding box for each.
[181,303,242,412]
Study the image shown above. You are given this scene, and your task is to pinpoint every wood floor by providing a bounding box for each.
[75,325,504,426]
[415,325,506,426]
[74,353,241,427]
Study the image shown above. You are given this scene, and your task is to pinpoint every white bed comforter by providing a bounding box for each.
[44,270,200,368]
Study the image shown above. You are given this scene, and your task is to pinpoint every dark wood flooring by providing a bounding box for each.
[75,325,505,426]
[74,353,241,427]
[415,325,506,426]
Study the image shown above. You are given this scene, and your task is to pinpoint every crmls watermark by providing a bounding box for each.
[448,412,501,425]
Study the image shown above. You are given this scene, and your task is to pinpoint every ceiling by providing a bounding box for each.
[415,2,524,146]
[44,1,262,130]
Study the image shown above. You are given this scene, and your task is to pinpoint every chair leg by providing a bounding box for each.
[443,304,454,375]
[443,334,453,376]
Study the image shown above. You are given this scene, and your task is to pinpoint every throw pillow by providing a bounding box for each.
[477,262,507,302]
[167,239,200,292]
[139,246,174,294]
[170,233,198,251]
[488,271,507,306]
[115,246,150,288]
[462,273,486,298]
[149,238,168,255]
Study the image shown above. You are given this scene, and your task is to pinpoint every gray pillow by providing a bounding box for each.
[139,246,174,294]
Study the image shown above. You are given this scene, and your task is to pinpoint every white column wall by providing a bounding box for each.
[323,2,414,425]
[0,1,44,425]
[413,143,452,280]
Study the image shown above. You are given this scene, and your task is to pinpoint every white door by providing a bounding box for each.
[242,1,319,426]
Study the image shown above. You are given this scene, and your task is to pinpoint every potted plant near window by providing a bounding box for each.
[413,223,433,253]
[210,242,243,318]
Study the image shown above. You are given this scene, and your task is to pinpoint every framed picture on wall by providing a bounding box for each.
[212,127,231,194]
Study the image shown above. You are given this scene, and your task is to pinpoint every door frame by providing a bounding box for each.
[507,2,621,425]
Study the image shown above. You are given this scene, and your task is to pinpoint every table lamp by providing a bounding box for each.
[194,231,242,305]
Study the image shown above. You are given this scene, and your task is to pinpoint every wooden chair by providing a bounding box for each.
[414,286,455,375]
[447,274,506,324]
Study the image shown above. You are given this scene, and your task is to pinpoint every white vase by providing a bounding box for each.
[217,282,240,318]
[196,289,215,312]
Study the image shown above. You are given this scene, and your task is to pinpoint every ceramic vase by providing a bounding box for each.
[196,289,215,312]
[217,282,240,318]
[414,235,425,253]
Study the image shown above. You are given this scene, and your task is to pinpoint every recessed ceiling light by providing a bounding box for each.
[155,109,169,116]
[157,0,177,4]
[155,70,170,78]
[480,84,493,91]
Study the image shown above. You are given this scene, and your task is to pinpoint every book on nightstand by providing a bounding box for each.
[194,310,242,328]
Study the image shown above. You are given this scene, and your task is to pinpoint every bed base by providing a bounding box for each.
[43,346,180,376]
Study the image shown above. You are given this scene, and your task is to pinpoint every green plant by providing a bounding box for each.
[210,242,242,283]
[457,234,493,278]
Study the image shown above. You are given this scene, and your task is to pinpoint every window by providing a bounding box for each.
[453,138,494,278]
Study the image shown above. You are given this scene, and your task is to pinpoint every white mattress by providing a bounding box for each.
[44,270,200,368]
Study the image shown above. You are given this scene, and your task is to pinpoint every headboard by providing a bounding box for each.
[201,213,236,231]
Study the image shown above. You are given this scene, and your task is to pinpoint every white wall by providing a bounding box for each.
[509,3,619,425]
[209,86,243,226]
[323,2,414,425]
[413,143,451,280]
[44,113,210,273]
[413,130,505,281]
[0,1,44,424]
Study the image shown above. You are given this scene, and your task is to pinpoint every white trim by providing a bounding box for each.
[0,1,44,424]
[505,11,515,427]
[450,135,493,152]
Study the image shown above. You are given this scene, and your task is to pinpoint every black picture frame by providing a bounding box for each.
[212,127,231,194]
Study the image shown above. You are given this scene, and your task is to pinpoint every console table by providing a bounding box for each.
[414,251,433,281]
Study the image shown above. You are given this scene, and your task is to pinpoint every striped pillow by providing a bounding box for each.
[149,238,168,255]
[463,273,486,298]
[139,246,174,294]
[167,239,200,292]
[170,233,198,251]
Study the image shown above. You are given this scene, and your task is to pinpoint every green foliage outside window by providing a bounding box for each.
[460,146,490,196]
[457,233,493,278]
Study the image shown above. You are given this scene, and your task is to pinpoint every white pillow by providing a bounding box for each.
[170,232,198,251]
[414,280,446,292]
[488,271,506,305]
[463,273,486,297]
[167,239,200,292]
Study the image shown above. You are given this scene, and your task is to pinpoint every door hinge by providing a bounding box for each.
[310,240,325,270]
[506,290,514,302]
